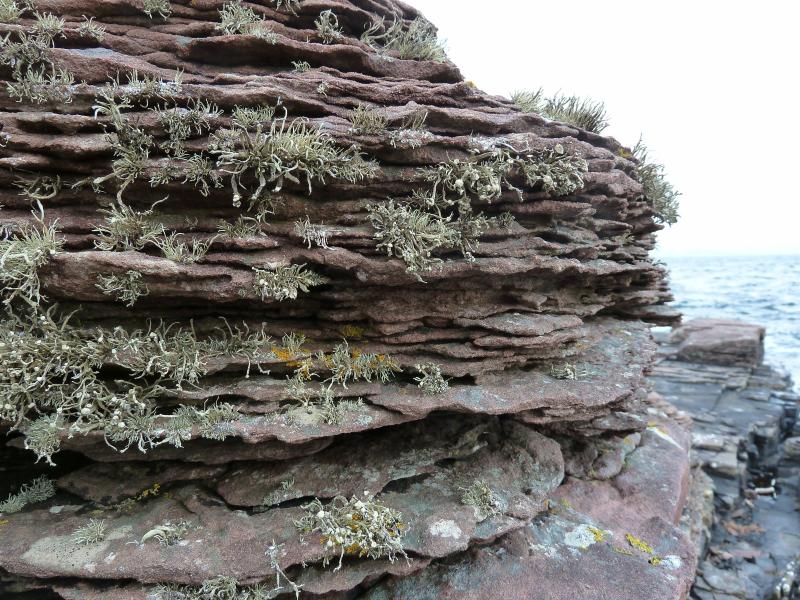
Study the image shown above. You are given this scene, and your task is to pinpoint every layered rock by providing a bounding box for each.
[0,1,692,598]
[652,319,800,599]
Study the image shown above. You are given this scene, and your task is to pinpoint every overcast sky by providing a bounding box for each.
[411,0,800,256]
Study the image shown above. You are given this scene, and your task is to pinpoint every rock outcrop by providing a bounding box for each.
[653,319,800,599]
[0,1,692,599]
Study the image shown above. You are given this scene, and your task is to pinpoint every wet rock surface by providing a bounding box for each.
[0,1,694,599]
[654,319,800,599]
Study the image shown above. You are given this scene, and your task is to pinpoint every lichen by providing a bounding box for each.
[315,10,343,44]
[633,138,680,225]
[459,480,501,520]
[0,476,55,514]
[96,270,149,307]
[413,363,449,395]
[72,519,107,545]
[216,1,277,41]
[253,264,327,301]
[362,17,447,62]
[140,520,191,546]
[0,204,62,308]
[211,106,378,205]
[348,105,388,135]
[512,89,609,133]
[295,492,408,570]
[142,0,171,20]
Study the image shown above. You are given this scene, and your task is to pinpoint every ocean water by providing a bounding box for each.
[661,255,800,387]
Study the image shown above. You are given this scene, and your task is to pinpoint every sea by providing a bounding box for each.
[659,255,800,389]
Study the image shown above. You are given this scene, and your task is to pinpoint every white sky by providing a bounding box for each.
[411,0,800,256]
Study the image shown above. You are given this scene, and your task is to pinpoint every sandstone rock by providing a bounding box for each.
[670,319,766,367]
[0,0,689,598]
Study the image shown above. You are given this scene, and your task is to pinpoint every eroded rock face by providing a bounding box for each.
[0,1,692,598]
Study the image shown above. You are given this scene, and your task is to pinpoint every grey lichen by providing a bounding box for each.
[315,9,343,44]
[77,16,105,41]
[154,232,215,264]
[140,520,191,546]
[92,200,165,252]
[460,480,502,520]
[295,492,408,570]
[0,9,74,104]
[216,0,277,42]
[14,175,62,201]
[550,363,590,380]
[294,216,330,249]
[210,107,378,205]
[72,519,108,545]
[414,363,449,395]
[388,110,431,149]
[252,264,327,301]
[633,138,680,225]
[348,105,388,135]
[291,60,311,73]
[0,205,62,308]
[272,0,301,15]
[142,0,171,20]
[512,89,609,133]
[362,17,447,62]
[96,270,149,307]
[369,143,586,279]
[0,476,55,514]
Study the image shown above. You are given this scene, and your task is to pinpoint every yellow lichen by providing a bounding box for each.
[340,325,366,339]
[587,525,606,543]
[649,556,663,566]
[626,533,654,555]
[612,545,635,557]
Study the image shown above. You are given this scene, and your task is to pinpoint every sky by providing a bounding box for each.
[410,0,800,257]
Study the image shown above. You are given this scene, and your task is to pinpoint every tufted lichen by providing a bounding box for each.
[362,17,447,62]
[96,270,149,307]
[253,264,328,301]
[0,475,55,514]
[295,492,408,570]
[72,519,108,545]
[211,107,378,206]
[216,0,277,41]
[315,10,343,44]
